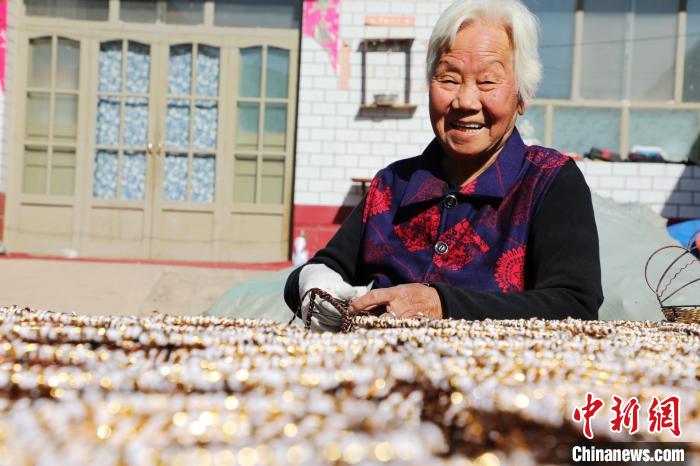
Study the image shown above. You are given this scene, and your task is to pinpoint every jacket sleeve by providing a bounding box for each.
[432,162,603,320]
[283,198,366,312]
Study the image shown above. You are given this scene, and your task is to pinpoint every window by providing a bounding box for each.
[552,107,620,155]
[214,0,302,29]
[120,0,204,25]
[23,36,80,195]
[629,110,700,161]
[523,0,576,99]
[685,0,700,102]
[580,0,679,101]
[234,46,291,204]
[24,0,109,21]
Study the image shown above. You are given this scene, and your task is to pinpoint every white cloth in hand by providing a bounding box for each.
[298,263,371,332]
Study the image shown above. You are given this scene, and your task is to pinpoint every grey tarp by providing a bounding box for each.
[206,194,698,322]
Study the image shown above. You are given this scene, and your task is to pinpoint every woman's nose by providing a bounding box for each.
[452,83,482,111]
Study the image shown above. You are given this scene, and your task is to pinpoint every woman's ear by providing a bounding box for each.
[517,97,526,116]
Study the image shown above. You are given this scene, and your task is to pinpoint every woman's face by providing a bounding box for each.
[429,20,524,163]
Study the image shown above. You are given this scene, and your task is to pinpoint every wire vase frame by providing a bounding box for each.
[644,244,700,324]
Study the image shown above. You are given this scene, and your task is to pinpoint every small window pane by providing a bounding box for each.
[23,146,48,194]
[581,0,627,100]
[165,0,203,25]
[629,110,700,162]
[192,154,215,202]
[121,151,147,200]
[50,148,76,196]
[522,0,575,99]
[169,44,193,96]
[214,0,301,28]
[552,107,620,156]
[629,0,678,101]
[96,96,121,146]
[120,0,158,23]
[233,156,257,203]
[93,150,118,199]
[263,103,287,151]
[25,0,108,21]
[99,41,123,93]
[124,97,149,147]
[261,158,284,204]
[517,106,546,146]
[126,42,151,94]
[266,48,290,98]
[196,45,220,97]
[29,37,52,88]
[236,102,259,151]
[163,152,189,201]
[194,100,218,150]
[166,99,191,148]
[240,47,262,98]
[56,38,80,90]
[684,0,700,101]
[54,94,78,144]
[26,92,50,141]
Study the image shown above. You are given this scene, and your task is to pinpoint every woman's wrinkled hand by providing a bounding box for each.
[348,283,442,319]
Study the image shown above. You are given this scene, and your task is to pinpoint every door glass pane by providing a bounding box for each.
[93,150,118,199]
[522,0,575,99]
[25,92,50,141]
[261,158,284,204]
[166,99,190,148]
[581,0,626,100]
[194,100,218,150]
[629,0,678,101]
[126,42,151,94]
[629,110,700,162]
[96,96,121,146]
[54,94,78,144]
[168,44,193,96]
[50,148,76,196]
[233,156,257,203]
[28,37,52,88]
[552,107,620,156]
[263,103,287,151]
[23,146,48,194]
[196,45,220,97]
[120,0,158,23]
[192,155,215,202]
[240,47,262,98]
[99,41,122,93]
[236,103,259,151]
[214,0,301,29]
[25,0,109,20]
[517,105,546,146]
[165,0,204,25]
[266,48,289,98]
[164,153,189,201]
[124,97,149,147]
[56,38,80,90]
[684,0,700,101]
[121,151,147,200]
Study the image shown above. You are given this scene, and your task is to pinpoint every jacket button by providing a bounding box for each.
[434,241,448,255]
[443,194,457,209]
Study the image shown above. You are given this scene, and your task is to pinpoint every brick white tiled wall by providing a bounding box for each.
[576,161,700,219]
[294,0,700,219]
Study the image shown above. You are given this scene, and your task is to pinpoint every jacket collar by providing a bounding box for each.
[399,128,527,207]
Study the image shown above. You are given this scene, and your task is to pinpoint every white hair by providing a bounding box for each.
[426,0,542,103]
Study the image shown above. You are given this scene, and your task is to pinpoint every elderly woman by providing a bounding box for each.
[285,0,603,330]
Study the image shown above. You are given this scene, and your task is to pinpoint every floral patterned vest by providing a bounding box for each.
[359,129,569,293]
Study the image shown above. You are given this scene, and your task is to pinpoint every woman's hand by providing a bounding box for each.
[348,284,443,319]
